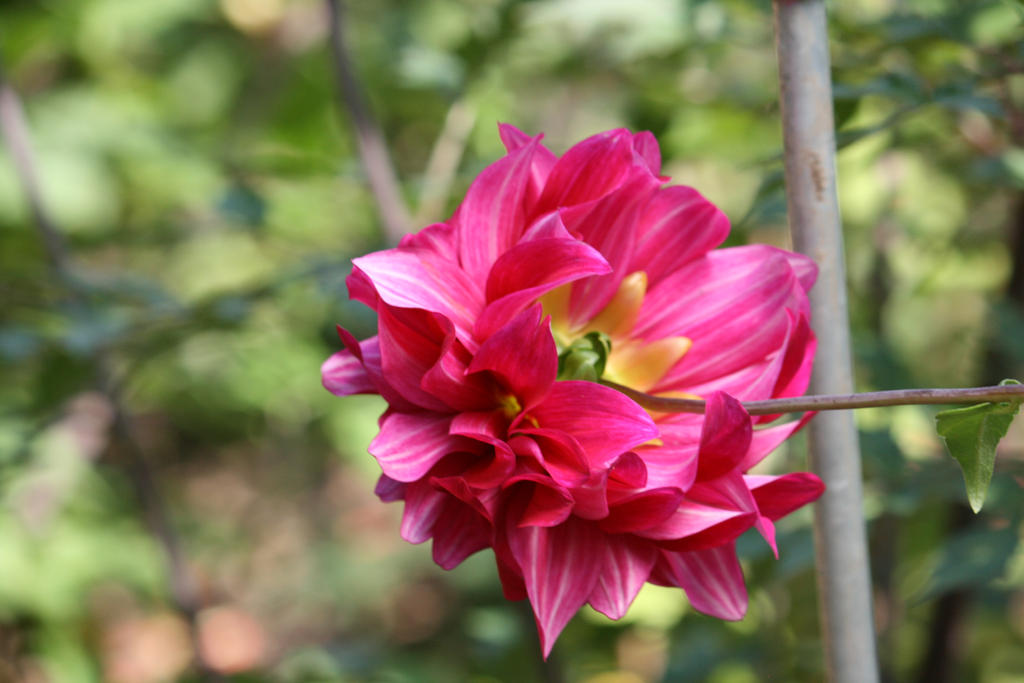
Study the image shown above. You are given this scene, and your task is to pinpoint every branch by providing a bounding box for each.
[0,56,221,682]
[325,0,412,244]
[0,62,69,275]
[414,98,476,225]
[602,381,1024,416]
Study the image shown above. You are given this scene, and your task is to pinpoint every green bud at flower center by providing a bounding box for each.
[557,331,612,382]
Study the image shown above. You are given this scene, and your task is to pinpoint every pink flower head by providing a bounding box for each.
[323,125,824,657]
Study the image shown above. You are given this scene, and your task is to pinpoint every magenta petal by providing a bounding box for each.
[696,393,753,482]
[508,516,605,658]
[351,251,482,342]
[636,419,701,490]
[321,348,376,396]
[637,246,808,388]
[563,175,659,326]
[534,129,637,214]
[498,123,557,206]
[531,381,658,467]
[746,472,825,521]
[485,236,611,303]
[431,502,492,569]
[399,480,447,543]
[469,305,556,409]
[509,429,590,487]
[369,412,456,483]
[738,412,815,471]
[568,469,611,520]
[505,473,574,528]
[374,474,404,502]
[631,185,730,287]
[769,313,816,403]
[633,499,750,543]
[657,544,748,620]
[421,333,496,411]
[631,131,662,176]
[475,231,611,339]
[609,451,648,489]
[454,140,538,281]
[588,537,658,620]
[600,487,685,534]
[376,304,452,411]
[689,469,776,556]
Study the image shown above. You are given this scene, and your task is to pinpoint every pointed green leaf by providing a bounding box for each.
[935,379,1021,513]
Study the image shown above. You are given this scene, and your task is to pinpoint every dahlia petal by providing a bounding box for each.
[398,220,457,253]
[351,252,482,342]
[635,421,701,490]
[509,429,590,487]
[769,313,816,402]
[600,487,685,534]
[631,185,730,287]
[469,305,556,409]
[745,472,825,521]
[462,443,517,489]
[475,233,611,339]
[399,481,448,544]
[485,236,611,303]
[431,503,492,569]
[608,451,647,489]
[738,412,815,472]
[331,328,418,410]
[563,175,659,326]
[369,412,457,483]
[374,474,404,502]
[567,469,611,520]
[657,544,748,621]
[695,392,753,482]
[454,140,538,281]
[346,266,378,310]
[498,123,557,206]
[505,473,574,528]
[508,516,606,658]
[321,348,376,396]
[530,381,658,467]
[634,499,751,543]
[588,537,658,620]
[631,130,662,176]
[377,304,452,411]
[689,469,776,556]
[782,250,819,293]
[421,333,496,411]
[535,129,637,214]
[431,474,500,522]
[637,246,808,387]
[449,410,519,488]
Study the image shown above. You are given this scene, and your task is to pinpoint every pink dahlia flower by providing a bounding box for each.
[323,125,824,656]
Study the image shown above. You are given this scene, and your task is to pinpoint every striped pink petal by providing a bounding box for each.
[369,412,457,483]
[508,515,606,658]
[655,543,748,620]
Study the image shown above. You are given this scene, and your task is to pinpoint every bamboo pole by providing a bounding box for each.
[773,2,880,681]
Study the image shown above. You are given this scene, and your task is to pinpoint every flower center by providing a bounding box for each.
[543,271,692,392]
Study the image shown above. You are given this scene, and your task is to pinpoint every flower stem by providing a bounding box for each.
[600,381,1024,416]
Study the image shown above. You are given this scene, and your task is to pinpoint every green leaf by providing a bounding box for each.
[935,379,1022,513]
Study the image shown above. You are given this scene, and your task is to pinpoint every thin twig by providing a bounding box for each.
[602,380,1024,416]
[0,62,69,275]
[414,98,476,225]
[0,56,221,682]
[325,0,412,244]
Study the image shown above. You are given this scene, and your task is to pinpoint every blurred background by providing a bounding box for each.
[1,0,1023,681]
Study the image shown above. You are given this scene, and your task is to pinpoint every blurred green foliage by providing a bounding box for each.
[1,0,1023,681]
